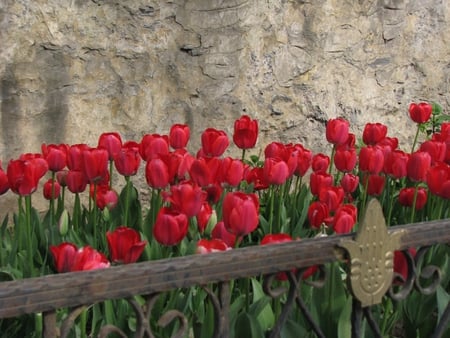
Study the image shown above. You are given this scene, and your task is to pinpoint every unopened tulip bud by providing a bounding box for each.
[58,209,69,236]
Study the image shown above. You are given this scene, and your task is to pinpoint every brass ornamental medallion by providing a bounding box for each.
[338,199,405,307]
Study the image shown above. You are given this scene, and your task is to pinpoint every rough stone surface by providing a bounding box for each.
[1,0,450,211]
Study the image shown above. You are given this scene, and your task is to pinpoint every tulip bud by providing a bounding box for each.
[58,209,69,236]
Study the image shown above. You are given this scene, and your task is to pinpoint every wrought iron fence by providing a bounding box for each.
[0,199,449,337]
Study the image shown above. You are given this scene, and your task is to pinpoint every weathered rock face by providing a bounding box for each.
[1,0,449,209]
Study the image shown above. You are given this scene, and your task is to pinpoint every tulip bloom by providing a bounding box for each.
[163,180,206,217]
[326,118,350,146]
[201,128,229,157]
[222,192,259,238]
[50,242,110,273]
[309,172,333,196]
[196,238,230,254]
[92,184,119,210]
[359,146,385,174]
[364,174,386,196]
[66,170,88,193]
[220,157,244,187]
[106,226,147,264]
[113,145,141,177]
[263,157,289,185]
[233,115,258,149]
[245,167,269,191]
[398,187,427,210]
[334,146,357,172]
[67,144,90,171]
[340,173,359,194]
[362,123,388,145]
[169,124,190,149]
[189,157,221,187]
[319,186,345,212]
[419,140,446,164]
[0,163,10,195]
[145,157,170,189]
[427,162,450,198]
[307,201,329,229]
[407,151,431,182]
[196,202,213,233]
[333,204,357,234]
[7,157,48,196]
[311,153,330,173]
[293,143,312,177]
[41,143,68,172]
[409,102,432,124]
[383,150,409,179]
[98,132,123,160]
[153,207,189,246]
[211,221,238,248]
[82,148,109,184]
[43,179,61,200]
[393,249,416,284]
[139,134,169,161]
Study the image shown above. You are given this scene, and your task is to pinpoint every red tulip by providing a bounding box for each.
[0,163,10,195]
[91,184,118,210]
[233,115,258,149]
[196,238,230,254]
[293,144,312,177]
[409,102,432,124]
[326,118,350,146]
[82,148,109,184]
[66,170,88,193]
[307,201,329,229]
[362,123,388,145]
[201,128,229,157]
[153,207,189,246]
[220,157,244,187]
[145,157,170,189]
[169,124,190,149]
[163,180,206,217]
[383,150,410,179]
[264,142,288,159]
[113,145,141,176]
[334,146,357,172]
[407,151,431,182]
[263,157,289,185]
[222,192,259,238]
[332,204,357,234]
[204,183,223,204]
[43,179,61,200]
[419,140,446,164]
[41,143,68,172]
[359,146,385,174]
[427,162,450,198]
[311,153,330,173]
[364,174,386,196]
[245,167,269,191]
[98,132,123,160]
[106,226,147,264]
[189,157,221,187]
[319,186,345,212]
[50,242,110,273]
[309,172,333,196]
[393,248,416,284]
[340,173,359,194]
[211,221,238,248]
[398,187,427,210]
[377,136,399,151]
[196,202,213,233]
[7,157,48,196]
[139,134,169,161]
[67,144,90,171]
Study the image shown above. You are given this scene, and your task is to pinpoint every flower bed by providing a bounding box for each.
[0,103,449,337]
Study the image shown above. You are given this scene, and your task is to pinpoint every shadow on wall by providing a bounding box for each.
[1,46,70,161]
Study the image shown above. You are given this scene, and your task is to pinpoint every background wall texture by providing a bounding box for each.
[1,0,449,209]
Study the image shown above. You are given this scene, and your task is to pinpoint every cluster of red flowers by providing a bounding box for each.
[0,102,442,278]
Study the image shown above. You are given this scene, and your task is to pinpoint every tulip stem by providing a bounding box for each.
[268,185,275,234]
[109,160,114,189]
[411,125,420,154]
[124,176,131,227]
[25,195,33,278]
[410,184,419,224]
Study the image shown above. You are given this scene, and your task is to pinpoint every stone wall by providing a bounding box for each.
[1,0,449,210]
